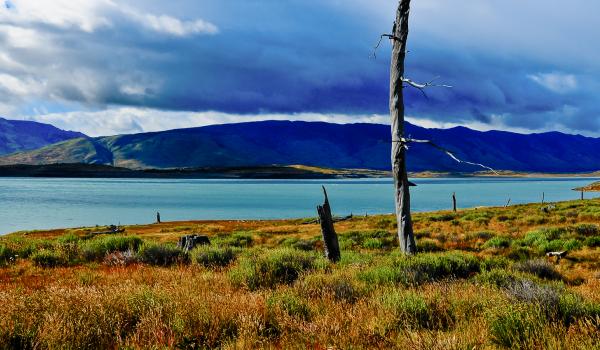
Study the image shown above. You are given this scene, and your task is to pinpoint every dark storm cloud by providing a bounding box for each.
[1,0,600,135]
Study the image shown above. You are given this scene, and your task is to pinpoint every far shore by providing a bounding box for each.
[1,163,599,179]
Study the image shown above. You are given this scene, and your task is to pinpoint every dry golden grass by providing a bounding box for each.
[0,198,599,349]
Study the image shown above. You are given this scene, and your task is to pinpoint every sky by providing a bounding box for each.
[0,0,599,137]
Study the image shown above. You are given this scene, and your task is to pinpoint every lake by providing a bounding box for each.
[0,177,598,235]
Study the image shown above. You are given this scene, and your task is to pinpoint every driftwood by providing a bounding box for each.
[303,214,353,225]
[91,225,124,235]
[178,234,210,252]
[546,251,567,263]
[317,186,341,262]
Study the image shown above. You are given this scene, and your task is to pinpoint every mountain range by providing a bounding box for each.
[1,119,599,173]
[0,117,84,155]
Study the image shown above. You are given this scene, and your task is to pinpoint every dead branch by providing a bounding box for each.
[397,137,499,175]
[401,76,452,99]
[371,33,403,59]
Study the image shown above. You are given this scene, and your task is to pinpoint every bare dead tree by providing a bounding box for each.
[379,0,495,254]
[388,0,417,254]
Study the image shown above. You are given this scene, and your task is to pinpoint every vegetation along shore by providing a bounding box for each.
[1,198,599,348]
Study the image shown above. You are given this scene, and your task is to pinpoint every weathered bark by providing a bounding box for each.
[390,0,417,254]
[317,186,341,262]
[178,234,211,252]
[452,192,457,212]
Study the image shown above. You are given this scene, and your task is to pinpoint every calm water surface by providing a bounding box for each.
[0,177,598,234]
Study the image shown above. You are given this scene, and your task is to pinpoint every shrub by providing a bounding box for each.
[513,259,563,281]
[31,249,67,267]
[506,246,534,261]
[417,239,444,252]
[0,244,17,266]
[57,233,80,245]
[217,232,253,247]
[192,246,238,268]
[137,243,187,266]
[504,279,561,309]
[267,292,312,321]
[81,235,143,261]
[363,238,385,249]
[575,223,599,236]
[298,273,363,303]
[229,248,321,290]
[483,236,511,249]
[339,230,395,249]
[488,304,546,349]
[359,252,480,286]
[476,269,519,288]
[584,236,600,247]
[429,213,456,222]
[380,291,455,330]
[480,256,511,271]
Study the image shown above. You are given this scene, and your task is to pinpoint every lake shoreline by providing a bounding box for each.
[1,163,600,179]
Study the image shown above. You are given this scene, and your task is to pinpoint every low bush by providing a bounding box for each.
[417,238,444,252]
[229,248,323,290]
[0,244,17,266]
[359,252,480,286]
[513,259,563,281]
[217,232,253,247]
[81,235,143,261]
[488,304,546,349]
[506,246,534,261]
[31,249,67,268]
[483,236,511,249]
[379,291,455,330]
[476,269,519,288]
[298,273,363,303]
[267,292,312,321]
[339,230,395,250]
[584,236,600,247]
[575,223,599,236]
[137,243,187,266]
[192,246,238,268]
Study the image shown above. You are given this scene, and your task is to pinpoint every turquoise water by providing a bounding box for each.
[0,177,598,234]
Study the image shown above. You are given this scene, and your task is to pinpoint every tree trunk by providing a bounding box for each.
[390,0,416,254]
[317,186,341,262]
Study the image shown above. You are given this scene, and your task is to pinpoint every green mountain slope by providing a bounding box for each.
[0,117,85,155]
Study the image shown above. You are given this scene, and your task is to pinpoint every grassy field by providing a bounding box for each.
[1,199,599,349]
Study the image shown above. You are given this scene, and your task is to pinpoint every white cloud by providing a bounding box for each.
[17,107,389,136]
[123,9,218,36]
[528,72,578,93]
[0,0,218,36]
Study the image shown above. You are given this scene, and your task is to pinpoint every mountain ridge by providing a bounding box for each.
[1,120,599,173]
[0,117,86,155]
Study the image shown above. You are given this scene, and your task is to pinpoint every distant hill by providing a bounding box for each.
[0,117,85,155]
[1,120,600,173]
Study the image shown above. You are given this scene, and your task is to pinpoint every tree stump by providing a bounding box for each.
[452,192,457,212]
[317,186,341,263]
[178,235,211,252]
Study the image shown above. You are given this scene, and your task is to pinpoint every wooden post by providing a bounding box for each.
[452,192,457,212]
[505,198,511,207]
[390,0,417,254]
[581,191,584,200]
[542,192,545,204]
[156,211,161,223]
[317,186,341,262]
